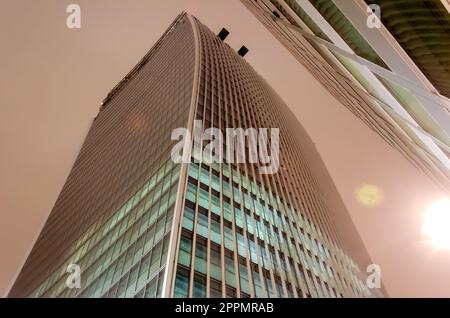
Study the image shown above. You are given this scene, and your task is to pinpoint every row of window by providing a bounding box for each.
[31,159,180,297]
[177,158,373,297]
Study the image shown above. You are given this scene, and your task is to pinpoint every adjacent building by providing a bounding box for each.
[242,0,450,191]
[9,13,383,298]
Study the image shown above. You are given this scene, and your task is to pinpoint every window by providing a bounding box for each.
[149,204,159,228]
[145,276,157,298]
[198,188,209,210]
[237,232,247,257]
[211,174,221,192]
[113,253,126,282]
[112,274,127,298]
[188,164,199,180]
[160,235,170,267]
[186,182,197,203]
[156,270,165,297]
[137,252,151,288]
[226,285,236,298]
[223,201,232,222]
[224,224,234,251]
[246,212,254,235]
[155,215,166,242]
[210,244,221,281]
[211,193,221,216]
[125,264,139,297]
[199,166,210,185]
[275,276,284,298]
[286,283,294,298]
[225,250,236,287]
[166,203,175,229]
[259,244,270,270]
[223,181,231,198]
[264,272,275,298]
[196,211,208,238]
[235,208,244,229]
[144,223,155,253]
[238,260,250,295]
[210,279,222,298]
[233,187,241,204]
[254,200,263,217]
[210,217,221,244]
[174,267,189,298]
[182,205,195,231]
[149,241,162,278]
[252,266,264,298]
[192,274,207,298]
[244,194,253,210]
[194,238,207,274]
[248,240,258,263]
[178,232,192,267]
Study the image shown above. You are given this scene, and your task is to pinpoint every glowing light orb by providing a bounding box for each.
[355,184,384,207]
[422,199,450,250]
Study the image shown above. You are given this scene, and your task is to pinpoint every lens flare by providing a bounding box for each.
[422,199,450,250]
[355,184,384,207]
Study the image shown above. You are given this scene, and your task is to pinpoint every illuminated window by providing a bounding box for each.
[178,232,193,267]
[174,267,189,298]
[194,237,207,274]
[210,244,221,281]
[192,274,207,298]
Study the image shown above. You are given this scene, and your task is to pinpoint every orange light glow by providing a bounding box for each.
[422,199,450,250]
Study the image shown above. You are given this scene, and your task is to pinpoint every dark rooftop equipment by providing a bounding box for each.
[217,28,229,41]
[237,46,249,57]
[272,11,280,19]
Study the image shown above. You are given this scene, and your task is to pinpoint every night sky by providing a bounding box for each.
[1,0,449,297]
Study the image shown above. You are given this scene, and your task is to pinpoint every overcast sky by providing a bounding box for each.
[1,0,449,297]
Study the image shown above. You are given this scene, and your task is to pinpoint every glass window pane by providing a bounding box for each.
[210,279,222,298]
[224,225,234,251]
[149,242,162,278]
[237,232,247,257]
[225,251,236,287]
[192,274,206,298]
[223,202,232,222]
[194,239,207,274]
[178,233,192,267]
[196,212,208,238]
[186,182,197,203]
[252,268,265,298]
[210,218,221,245]
[145,277,157,298]
[239,262,250,295]
[182,206,195,231]
[210,245,221,281]
[174,267,189,298]
[198,188,209,210]
[235,208,243,229]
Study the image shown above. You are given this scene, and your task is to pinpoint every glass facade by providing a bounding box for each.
[10,12,382,298]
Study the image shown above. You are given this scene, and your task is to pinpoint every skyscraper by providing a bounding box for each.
[9,13,382,298]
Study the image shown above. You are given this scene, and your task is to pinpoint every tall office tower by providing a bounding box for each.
[9,13,383,298]
[242,0,450,191]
